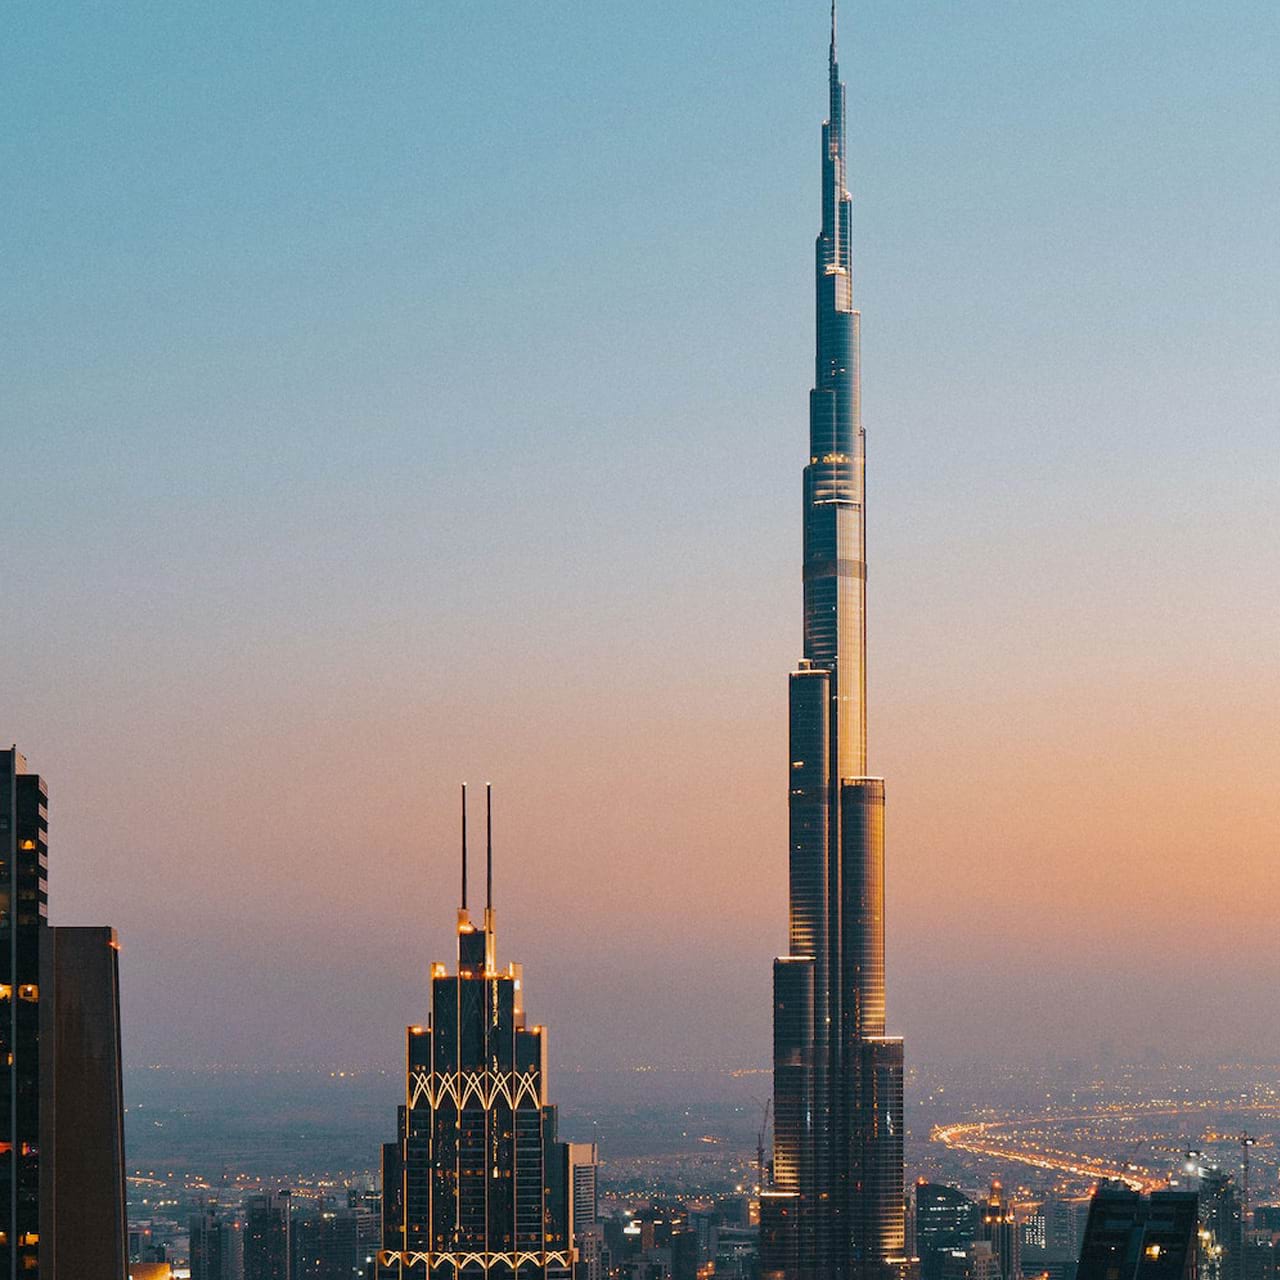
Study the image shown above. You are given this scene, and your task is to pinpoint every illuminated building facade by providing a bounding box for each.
[1,746,127,1280]
[760,11,909,1280]
[378,786,573,1280]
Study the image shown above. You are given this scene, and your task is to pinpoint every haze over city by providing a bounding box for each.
[4,0,1278,1094]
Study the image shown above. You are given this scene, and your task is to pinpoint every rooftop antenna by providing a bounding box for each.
[484,783,496,971]
[459,782,469,923]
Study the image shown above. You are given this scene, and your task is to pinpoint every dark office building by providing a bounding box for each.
[295,1209,368,1280]
[1021,1198,1083,1280]
[1255,1208,1280,1234]
[245,1191,292,1280]
[1199,1170,1243,1280]
[191,1208,244,1280]
[1243,1241,1277,1280]
[760,12,911,1280]
[377,787,573,1280]
[916,1185,979,1280]
[42,926,128,1279]
[1076,1183,1198,1280]
[1044,1200,1091,1261]
[609,1205,699,1280]
[977,1184,1020,1280]
[2,746,127,1280]
[351,1207,380,1276]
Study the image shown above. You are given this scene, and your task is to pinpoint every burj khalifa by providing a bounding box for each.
[760,10,911,1280]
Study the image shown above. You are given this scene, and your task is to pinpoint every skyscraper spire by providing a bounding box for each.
[485,783,493,911]
[458,781,475,947]
[460,781,468,913]
[484,782,497,971]
[761,12,909,1280]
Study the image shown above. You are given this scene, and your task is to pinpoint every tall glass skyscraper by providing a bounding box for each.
[760,12,910,1280]
[377,786,577,1280]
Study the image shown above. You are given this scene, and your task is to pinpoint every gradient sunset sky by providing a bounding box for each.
[3,1,1278,1076]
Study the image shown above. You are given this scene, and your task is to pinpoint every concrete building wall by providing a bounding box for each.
[41,925,128,1280]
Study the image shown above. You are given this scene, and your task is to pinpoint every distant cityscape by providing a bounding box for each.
[119,1060,1280,1280]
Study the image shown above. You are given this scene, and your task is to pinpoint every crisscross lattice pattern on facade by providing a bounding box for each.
[377,1248,575,1271]
[408,1067,542,1112]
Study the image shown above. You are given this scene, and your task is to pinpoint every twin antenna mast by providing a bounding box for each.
[458,781,494,912]
[458,782,497,970]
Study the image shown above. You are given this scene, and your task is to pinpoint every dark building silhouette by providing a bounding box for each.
[130,1223,166,1265]
[610,1205,699,1280]
[244,1191,292,1280]
[295,1208,370,1280]
[42,925,128,1280]
[1242,1241,1277,1280]
[2,747,46,1278]
[1076,1184,1198,1280]
[760,12,910,1280]
[1254,1208,1280,1233]
[942,1242,1003,1280]
[1045,1200,1091,1261]
[191,1208,244,1280]
[377,786,573,1279]
[1020,1197,1084,1280]
[977,1184,1020,1280]
[1,746,126,1280]
[916,1185,979,1280]
[1198,1170,1243,1280]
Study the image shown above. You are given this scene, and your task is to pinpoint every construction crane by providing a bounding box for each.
[756,1097,773,1195]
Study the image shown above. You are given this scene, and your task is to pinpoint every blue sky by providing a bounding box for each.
[3,2,1278,1072]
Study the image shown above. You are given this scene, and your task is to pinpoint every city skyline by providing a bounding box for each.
[2,0,1278,1081]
